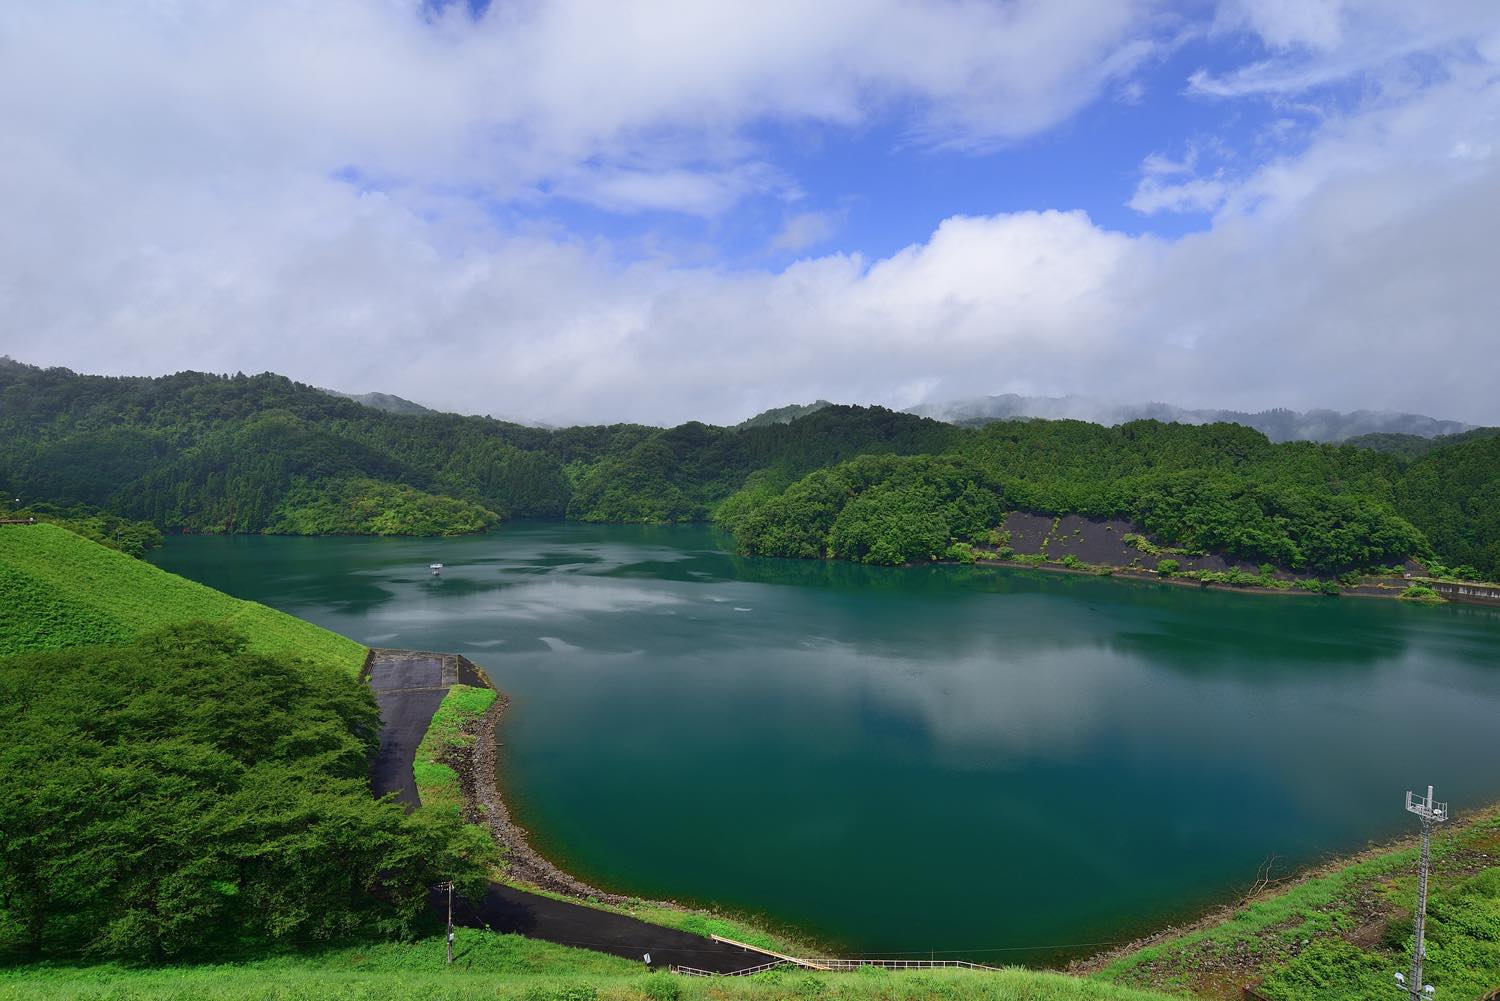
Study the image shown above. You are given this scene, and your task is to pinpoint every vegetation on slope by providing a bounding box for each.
[0,524,364,672]
[4,361,1499,577]
[264,477,498,536]
[1095,807,1500,1000]
[1343,427,1500,461]
[719,423,1427,574]
[1394,432,1500,581]
[0,501,161,557]
[0,624,497,962]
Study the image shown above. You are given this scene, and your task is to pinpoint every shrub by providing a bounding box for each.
[641,972,682,1001]
[1156,558,1180,575]
[944,541,976,564]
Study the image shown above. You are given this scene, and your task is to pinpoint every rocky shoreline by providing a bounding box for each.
[447,688,626,903]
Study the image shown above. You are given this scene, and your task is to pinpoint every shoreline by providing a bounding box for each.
[444,663,1500,979]
[461,690,626,902]
[965,556,1359,600]
[451,677,824,956]
[958,554,1485,605]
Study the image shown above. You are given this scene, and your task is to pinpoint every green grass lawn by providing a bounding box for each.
[0,524,365,673]
[0,928,1180,1001]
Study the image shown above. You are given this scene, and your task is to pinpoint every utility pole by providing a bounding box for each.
[441,880,455,965]
[1395,785,1446,1000]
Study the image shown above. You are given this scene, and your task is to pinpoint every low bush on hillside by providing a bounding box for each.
[265,477,499,536]
[0,624,497,962]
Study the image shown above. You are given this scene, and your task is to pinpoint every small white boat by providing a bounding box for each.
[429,563,444,575]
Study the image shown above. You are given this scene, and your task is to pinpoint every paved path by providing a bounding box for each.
[366,649,765,974]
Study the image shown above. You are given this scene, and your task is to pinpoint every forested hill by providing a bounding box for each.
[0,361,955,532]
[2,360,1498,578]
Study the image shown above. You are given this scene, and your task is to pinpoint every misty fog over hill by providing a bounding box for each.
[908,395,1474,443]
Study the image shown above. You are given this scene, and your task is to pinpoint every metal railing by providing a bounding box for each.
[673,958,1000,977]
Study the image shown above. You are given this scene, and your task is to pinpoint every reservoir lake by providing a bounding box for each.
[152,522,1500,964]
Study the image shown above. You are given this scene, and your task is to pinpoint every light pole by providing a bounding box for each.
[1396,785,1446,1000]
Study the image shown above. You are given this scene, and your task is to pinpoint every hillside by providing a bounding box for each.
[4,361,1500,578]
[324,389,436,415]
[735,399,834,428]
[0,523,364,672]
[1344,426,1500,461]
[0,361,955,529]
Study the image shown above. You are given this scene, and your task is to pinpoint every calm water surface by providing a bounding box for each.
[152,523,1500,963]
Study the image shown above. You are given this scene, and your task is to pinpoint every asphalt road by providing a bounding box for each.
[368,649,766,973]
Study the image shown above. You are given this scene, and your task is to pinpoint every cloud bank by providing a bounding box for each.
[1,1,1497,426]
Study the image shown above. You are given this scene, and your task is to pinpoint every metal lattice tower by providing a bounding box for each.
[1396,785,1447,1000]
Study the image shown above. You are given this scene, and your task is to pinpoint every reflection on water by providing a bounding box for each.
[152,523,1500,965]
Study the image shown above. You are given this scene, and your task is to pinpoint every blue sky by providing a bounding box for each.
[2,1,1498,425]
[538,32,1289,265]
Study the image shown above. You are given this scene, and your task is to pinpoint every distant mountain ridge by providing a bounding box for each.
[736,400,835,429]
[908,394,1473,443]
[321,389,434,416]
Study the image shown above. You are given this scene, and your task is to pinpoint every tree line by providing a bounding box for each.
[2,360,1496,577]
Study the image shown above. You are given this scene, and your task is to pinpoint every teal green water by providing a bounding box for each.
[152,523,1500,964]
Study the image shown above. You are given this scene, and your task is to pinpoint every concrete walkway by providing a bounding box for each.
[365,649,766,973]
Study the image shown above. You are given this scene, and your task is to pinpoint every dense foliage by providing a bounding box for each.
[721,422,1428,573]
[264,478,497,536]
[1394,432,1500,580]
[3,360,1498,576]
[0,524,365,670]
[0,362,951,533]
[0,624,496,961]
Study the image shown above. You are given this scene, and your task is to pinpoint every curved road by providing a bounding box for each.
[367,649,766,974]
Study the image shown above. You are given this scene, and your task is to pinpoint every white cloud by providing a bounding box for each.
[1128,147,1230,214]
[1,1,1498,428]
[771,211,842,253]
[1129,175,1229,214]
[1196,0,1500,97]
[0,1,1164,216]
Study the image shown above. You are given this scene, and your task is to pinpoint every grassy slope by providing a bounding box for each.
[0,929,1178,1001]
[0,524,364,673]
[1095,807,1500,999]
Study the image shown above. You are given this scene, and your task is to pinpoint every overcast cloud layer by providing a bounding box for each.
[2,1,1498,426]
